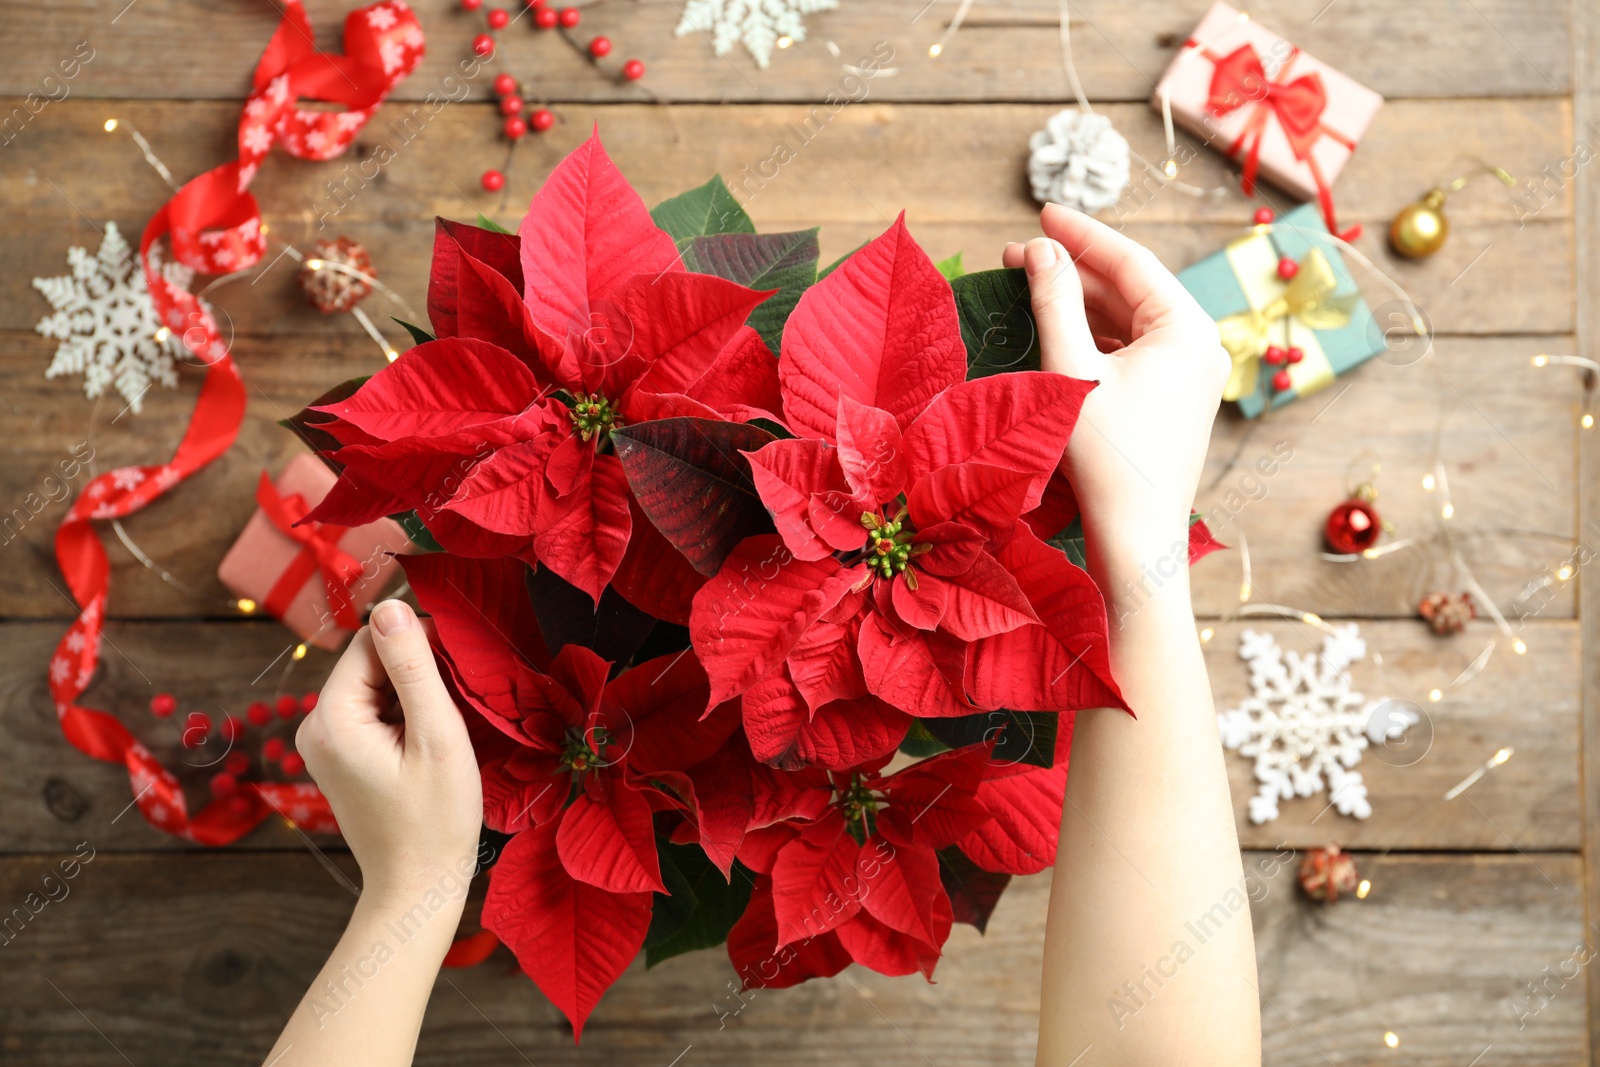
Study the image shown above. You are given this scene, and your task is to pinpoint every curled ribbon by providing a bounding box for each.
[47,0,423,845]
[256,472,364,633]
[1218,245,1358,401]
[1200,42,1361,242]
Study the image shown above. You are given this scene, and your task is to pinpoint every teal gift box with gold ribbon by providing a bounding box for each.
[1177,203,1380,418]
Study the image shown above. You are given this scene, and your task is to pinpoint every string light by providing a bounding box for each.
[1428,688,1442,702]
[1445,746,1515,800]
[1199,626,1215,643]
[154,326,170,343]
[1558,565,1575,580]
[1584,414,1595,429]
[1440,503,1455,520]
[1512,638,1527,654]
[305,258,325,271]
[1356,879,1371,899]
[292,643,309,661]
[776,35,793,48]
[927,42,942,57]
[103,118,118,133]
[1383,1032,1400,1049]
[1162,159,1178,178]
[1421,473,1435,491]
[234,598,258,614]
[384,348,400,362]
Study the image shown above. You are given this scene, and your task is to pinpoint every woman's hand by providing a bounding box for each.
[296,599,482,907]
[1004,203,1230,575]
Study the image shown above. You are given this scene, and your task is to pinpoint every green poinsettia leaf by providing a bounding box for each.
[645,842,755,968]
[934,251,965,280]
[611,417,777,577]
[1048,516,1087,569]
[919,709,1057,769]
[390,512,444,553]
[474,212,514,234]
[950,268,1041,378]
[899,719,950,758]
[392,318,436,348]
[818,240,868,280]
[525,563,656,665]
[938,847,1012,934]
[684,229,819,353]
[278,374,371,461]
[652,176,756,244]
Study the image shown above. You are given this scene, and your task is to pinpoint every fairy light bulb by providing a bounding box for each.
[154,327,170,343]
[234,598,258,614]
[103,118,118,133]
[292,643,308,661]
[1532,354,1549,367]
[1301,612,1322,626]
[1428,688,1443,702]
[305,259,325,271]
[1558,565,1574,581]
[1162,159,1178,178]
[384,348,400,362]
[777,35,793,48]
[1421,473,1435,491]
[1199,627,1215,643]
[1491,747,1514,766]
[928,42,943,57]
[1356,879,1371,899]
[1583,414,1595,429]
[1513,638,1527,654]
[1441,503,1455,520]
[1384,1032,1400,1049]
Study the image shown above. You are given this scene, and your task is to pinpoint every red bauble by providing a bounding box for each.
[589,35,611,57]
[1271,369,1292,392]
[505,116,527,138]
[1298,845,1360,903]
[487,7,510,28]
[150,693,178,718]
[534,6,557,27]
[1276,256,1299,280]
[276,695,300,719]
[558,6,580,26]
[281,753,307,777]
[622,58,645,80]
[1325,498,1381,554]
[500,94,524,115]
[301,692,320,714]
[247,700,273,726]
[1252,207,1274,225]
[529,108,554,132]
[472,33,495,56]
[493,72,517,95]
[481,168,506,191]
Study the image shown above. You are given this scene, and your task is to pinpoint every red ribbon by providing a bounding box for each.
[256,472,364,632]
[1198,41,1362,242]
[47,0,422,845]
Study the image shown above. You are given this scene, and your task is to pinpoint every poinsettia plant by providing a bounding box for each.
[288,130,1222,1040]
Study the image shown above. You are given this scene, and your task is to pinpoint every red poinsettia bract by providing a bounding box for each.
[303,131,780,602]
[402,553,739,1037]
[689,215,1124,768]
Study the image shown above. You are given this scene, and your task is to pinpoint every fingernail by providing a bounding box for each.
[372,599,413,636]
[1024,237,1059,276]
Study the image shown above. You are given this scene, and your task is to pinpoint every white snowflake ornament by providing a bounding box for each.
[34,222,191,414]
[675,0,839,69]
[1218,625,1403,824]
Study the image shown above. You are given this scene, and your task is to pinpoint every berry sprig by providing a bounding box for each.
[462,0,647,193]
[148,689,319,812]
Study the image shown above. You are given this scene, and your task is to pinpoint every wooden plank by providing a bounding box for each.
[0,0,1569,104]
[1206,620,1581,851]
[0,850,1583,1065]
[0,618,1578,852]
[1190,335,1580,619]
[1568,0,1600,1054]
[0,98,1571,335]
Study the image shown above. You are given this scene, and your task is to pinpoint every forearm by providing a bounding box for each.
[262,891,463,1067]
[1035,523,1260,1067]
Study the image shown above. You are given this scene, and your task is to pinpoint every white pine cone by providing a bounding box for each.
[1027,109,1130,214]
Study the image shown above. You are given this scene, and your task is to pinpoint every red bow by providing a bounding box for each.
[1202,43,1361,242]
[256,472,365,633]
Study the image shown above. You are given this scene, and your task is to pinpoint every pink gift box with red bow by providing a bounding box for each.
[217,454,414,649]
[1151,1,1383,239]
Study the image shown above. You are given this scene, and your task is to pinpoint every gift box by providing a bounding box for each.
[1178,202,1379,418]
[218,454,414,649]
[1151,0,1382,240]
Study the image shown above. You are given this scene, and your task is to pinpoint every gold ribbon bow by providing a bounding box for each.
[1219,246,1358,401]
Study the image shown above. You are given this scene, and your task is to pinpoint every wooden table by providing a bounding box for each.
[0,2,1593,1063]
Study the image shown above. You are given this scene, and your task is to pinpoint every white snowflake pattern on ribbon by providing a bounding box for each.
[1218,625,1404,824]
[366,4,397,30]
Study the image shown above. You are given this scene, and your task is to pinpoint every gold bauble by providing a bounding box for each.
[1388,188,1449,258]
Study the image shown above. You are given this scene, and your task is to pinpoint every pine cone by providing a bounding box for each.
[1298,845,1360,903]
[1418,591,1475,636]
[298,237,375,314]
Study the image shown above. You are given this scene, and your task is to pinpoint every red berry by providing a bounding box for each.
[263,737,286,762]
[227,794,254,816]
[589,35,611,57]
[622,58,645,80]
[221,715,247,743]
[281,753,307,777]
[462,0,483,8]
[1262,345,1286,366]
[246,700,272,726]
[1286,346,1305,364]
[1271,369,1293,392]
[473,33,495,56]
[481,168,506,191]
[1252,207,1274,225]
[487,8,509,28]
[276,695,299,719]
[529,108,554,132]
[226,751,251,775]
[210,772,238,798]
[504,115,528,138]
[181,713,210,749]
[534,6,557,27]
[493,72,517,95]
[500,94,524,115]
[301,692,319,714]
[1276,256,1299,281]
[150,693,178,718]
[558,6,580,27]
